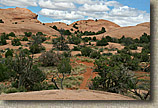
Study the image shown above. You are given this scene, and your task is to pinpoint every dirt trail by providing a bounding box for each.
[74,59,97,89]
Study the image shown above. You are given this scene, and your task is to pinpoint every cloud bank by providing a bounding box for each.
[0,0,150,26]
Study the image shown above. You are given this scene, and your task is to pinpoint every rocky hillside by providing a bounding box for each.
[0,7,60,36]
[0,7,150,39]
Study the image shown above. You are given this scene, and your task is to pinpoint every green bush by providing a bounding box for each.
[22,36,28,41]
[5,49,13,58]
[96,37,108,46]
[11,38,21,46]
[67,35,81,45]
[90,51,101,59]
[81,47,93,57]
[4,87,19,94]
[72,46,80,51]
[8,32,16,37]
[0,19,4,23]
[0,63,12,82]
[0,35,7,45]
[24,32,32,37]
[29,44,45,54]
[39,50,59,66]
[93,36,97,41]
[36,32,43,36]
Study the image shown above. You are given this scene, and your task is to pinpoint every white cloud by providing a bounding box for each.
[54,20,72,24]
[79,3,110,12]
[0,0,37,7]
[0,0,150,26]
[39,0,76,10]
[39,9,84,20]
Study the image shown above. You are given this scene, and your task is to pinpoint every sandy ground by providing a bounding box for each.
[0,90,135,100]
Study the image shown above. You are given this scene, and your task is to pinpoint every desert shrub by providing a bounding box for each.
[29,44,45,54]
[0,63,13,82]
[93,36,97,41]
[90,58,136,94]
[81,47,93,57]
[8,32,16,37]
[0,35,7,45]
[102,53,113,56]
[129,44,137,50]
[5,49,13,58]
[39,50,59,66]
[53,58,72,89]
[139,33,150,43]
[72,46,80,51]
[24,32,32,37]
[63,30,71,35]
[31,82,55,91]
[62,51,71,58]
[22,36,28,41]
[67,35,81,45]
[0,19,4,23]
[96,37,108,46]
[6,50,47,90]
[73,23,78,29]
[36,32,43,36]
[52,30,70,51]
[4,87,19,94]
[1,33,9,39]
[90,51,101,59]
[52,25,58,31]
[11,38,21,46]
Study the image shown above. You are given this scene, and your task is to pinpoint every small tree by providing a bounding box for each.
[96,37,108,46]
[5,49,46,90]
[0,35,7,45]
[39,50,60,66]
[11,38,21,46]
[8,32,16,37]
[5,49,13,58]
[51,58,71,89]
[53,29,70,51]
[0,19,4,23]
[24,32,32,37]
[81,47,93,57]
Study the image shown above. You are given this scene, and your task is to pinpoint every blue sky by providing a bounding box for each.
[0,0,150,27]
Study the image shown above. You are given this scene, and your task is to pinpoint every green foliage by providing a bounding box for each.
[139,33,150,43]
[11,38,21,46]
[22,36,28,41]
[57,58,71,74]
[67,35,81,45]
[90,57,136,94]
[5,50,46,90]
[39,50,60,66]
[0,19,4,23]
[90,51,101,59]
[24,32,32,37]
[93,36,97,41]
[4,87,19,94]
[52,29,70,51]
[0,63,14,82]
[29,44,45,54]
[5,49,13,58]
[0,35,7,45]
[73,23,78,29]
[52,25,58,31]
[8,32,16,37]
[64,30,71,35]
[36,32,43,36]
[81,47,93,57]
[72,46,80,51]
[96,37,108,46]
